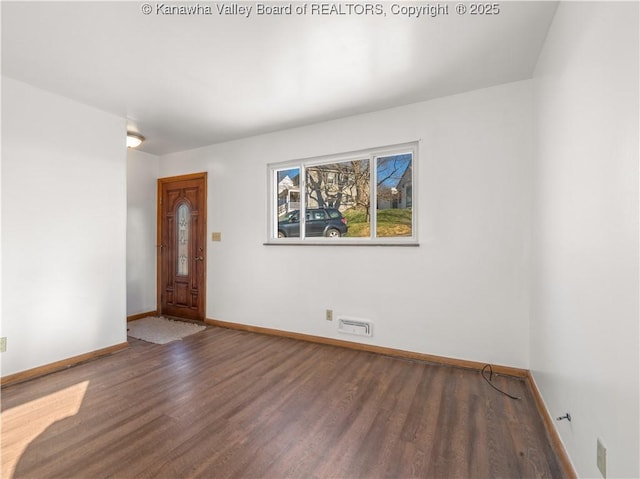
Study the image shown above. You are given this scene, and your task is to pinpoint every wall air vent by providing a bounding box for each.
[338,317,373,337]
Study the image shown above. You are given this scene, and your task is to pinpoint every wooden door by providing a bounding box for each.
[158,173,207,321]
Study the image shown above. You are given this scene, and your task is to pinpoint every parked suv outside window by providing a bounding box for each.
[278,208,348,238]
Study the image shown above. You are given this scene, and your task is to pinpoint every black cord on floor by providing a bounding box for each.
[481,364,520,400]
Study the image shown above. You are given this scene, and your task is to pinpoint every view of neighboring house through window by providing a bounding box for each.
[270,143,416,243]
[376,154,412,237]
[276,167,301,237]
[306,159,370,238]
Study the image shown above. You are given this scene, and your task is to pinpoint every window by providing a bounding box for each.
[177,203,190,274]
[268,143,417,244]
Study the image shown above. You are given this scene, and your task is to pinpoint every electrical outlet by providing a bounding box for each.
[326,309,333,321]
[597,438,606,478]
[0,337,6,353]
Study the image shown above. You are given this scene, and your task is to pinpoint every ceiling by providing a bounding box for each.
[2,1,557,155]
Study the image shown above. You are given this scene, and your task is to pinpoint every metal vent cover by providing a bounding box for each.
[338,317,373,337]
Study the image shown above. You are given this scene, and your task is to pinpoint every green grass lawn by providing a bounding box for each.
[344,208,412,237]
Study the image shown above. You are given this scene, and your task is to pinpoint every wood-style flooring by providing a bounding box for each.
[1,326,566,478]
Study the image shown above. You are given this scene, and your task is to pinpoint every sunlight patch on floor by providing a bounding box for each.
[1,381,89,478]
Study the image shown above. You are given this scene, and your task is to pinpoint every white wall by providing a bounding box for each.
[1,77,127,376]
[127,149,159,316]
[159,80,534,368]
[531,2,639,477]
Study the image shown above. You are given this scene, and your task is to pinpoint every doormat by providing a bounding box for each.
[127,316,206,344]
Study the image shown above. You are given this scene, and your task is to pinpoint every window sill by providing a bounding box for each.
[264,239,419,247]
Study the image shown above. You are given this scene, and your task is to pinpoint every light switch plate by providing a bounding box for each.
[212,232,221,241]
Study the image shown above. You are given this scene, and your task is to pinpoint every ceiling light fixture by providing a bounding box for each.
[126,132,145,148]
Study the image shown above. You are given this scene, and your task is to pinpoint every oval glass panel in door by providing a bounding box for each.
[177,203,190,276]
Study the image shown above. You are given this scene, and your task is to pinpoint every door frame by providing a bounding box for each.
[156,172,208,320]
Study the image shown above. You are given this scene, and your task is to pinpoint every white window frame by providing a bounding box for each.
[266,142,419,246]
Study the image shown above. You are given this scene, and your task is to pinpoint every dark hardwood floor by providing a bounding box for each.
[1,326,566,478]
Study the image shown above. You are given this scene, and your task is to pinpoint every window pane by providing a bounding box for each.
[376,154,413,237]
[177,203,190,275]
[276,167,301,238]
[305,160,369,238]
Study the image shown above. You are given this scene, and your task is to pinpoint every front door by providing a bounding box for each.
[158,173,207,321]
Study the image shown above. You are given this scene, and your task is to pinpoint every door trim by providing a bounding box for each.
[157,172,208,320]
